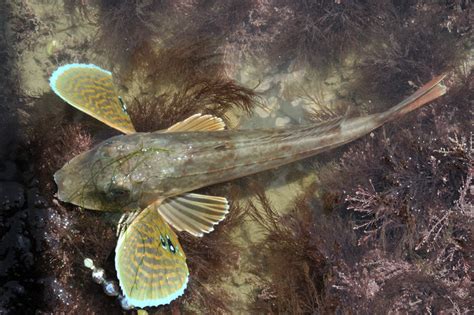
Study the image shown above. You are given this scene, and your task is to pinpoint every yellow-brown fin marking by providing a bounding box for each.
[49,64,136,134]
[157,193,229,237]
[166,114,226,132]
[115,205,188,308]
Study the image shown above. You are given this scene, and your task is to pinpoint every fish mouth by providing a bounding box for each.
[53,167,69,202]
[54,166,104,210]
[53,151,111,211]
[54,162,137,211]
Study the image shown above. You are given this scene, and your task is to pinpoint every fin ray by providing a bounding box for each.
[115,205,188,307]
[166,114,226,132]
[157,193,229,237]
[50,63,136,134]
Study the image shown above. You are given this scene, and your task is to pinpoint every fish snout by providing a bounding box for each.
[54,167,70,202]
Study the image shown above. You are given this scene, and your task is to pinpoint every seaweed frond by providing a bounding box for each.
[27,111,93,197]
[268,0,386,70]
[126,38,225,88]
[128,78,259,132]
[248,186,359,314]
[170,197,247,314]
[354,2,471,106]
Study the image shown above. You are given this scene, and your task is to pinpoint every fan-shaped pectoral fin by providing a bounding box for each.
[49,63,136,134]
[115,205,188,308]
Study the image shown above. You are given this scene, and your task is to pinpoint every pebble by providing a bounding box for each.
[27,188,47,208]
[275,116,291,127]
[255,77,273,93]
[119,296,133,310]
[255,106,270,118]
[291,99,304,108]
[103,281,119,296]
[324,72,341,85]
[84,258,95,270]
[0,181,25,210]
[92,268,105,284]
[267,96,280,111]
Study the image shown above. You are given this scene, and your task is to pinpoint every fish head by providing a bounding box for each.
[54,137,147,211]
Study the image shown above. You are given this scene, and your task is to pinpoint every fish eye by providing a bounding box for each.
[108,187,129,199]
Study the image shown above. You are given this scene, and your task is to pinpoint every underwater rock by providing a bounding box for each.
[0,181,25,210]
[0,165,42,313]
[0,161,18,181]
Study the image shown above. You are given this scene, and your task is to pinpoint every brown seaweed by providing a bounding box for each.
[353,2,471,106]
[315,70,472,312]
[126,38,225,89]
[95,0,254,72]
[248,184,360,314]
[128,79,258,132]
[95,0,167,66]
[267,0,384,70]
[246,65,472,315]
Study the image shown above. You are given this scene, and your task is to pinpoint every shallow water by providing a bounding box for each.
[0,1,472,314]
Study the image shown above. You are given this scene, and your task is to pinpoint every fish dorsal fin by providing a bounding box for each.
[115,205,189,308]
[157,193,229,237]
[49,63,136,134]
[166,114,226,132]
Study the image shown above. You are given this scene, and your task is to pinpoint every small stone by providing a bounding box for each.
[291,99,303,107]
[275,116,291,127]
[255,106,270,118]
[267,97,280,111]
[103,281,119,296]
[0,181,25,210]
[119,295,133,310]
[83,258,95,270]
[27,188,47,208]
[324,72,341,85]
[92,268,105,284]
[255,78,273,93]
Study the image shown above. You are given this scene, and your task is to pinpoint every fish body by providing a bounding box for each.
[55,113,383,209]
[49,63,446,308]
[54,75,446,212]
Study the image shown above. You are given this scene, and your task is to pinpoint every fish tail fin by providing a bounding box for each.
[378,74,447,123]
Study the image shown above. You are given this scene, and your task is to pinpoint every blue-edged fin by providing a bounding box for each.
[157,193,230,237]
[115,204,189,308]
[49,63,136,134]
[166,114,226,132]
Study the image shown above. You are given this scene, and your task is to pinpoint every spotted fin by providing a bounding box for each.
[115,205,188,308]
[166,114,226,132]
[157,193,230,237]
[49,63,136,134]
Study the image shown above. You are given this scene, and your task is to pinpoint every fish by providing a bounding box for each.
[49,63,447,308]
